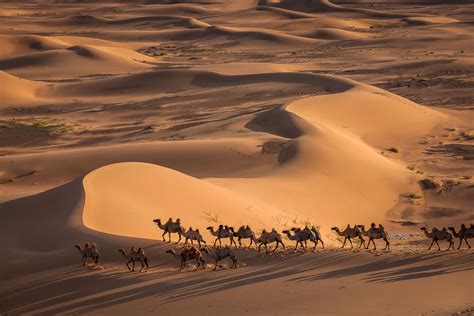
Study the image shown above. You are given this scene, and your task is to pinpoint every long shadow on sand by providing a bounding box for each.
[2,249,472,315]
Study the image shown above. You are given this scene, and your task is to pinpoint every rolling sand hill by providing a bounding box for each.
[0,0,473,315]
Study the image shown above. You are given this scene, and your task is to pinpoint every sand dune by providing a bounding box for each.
[0,45,153,79]
[0,71,46,106]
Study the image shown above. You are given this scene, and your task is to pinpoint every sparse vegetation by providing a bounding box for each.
[408,192,422,199]
[203,210,219,224]
[420,178,442,190]
[407,164,416,171]
[7,118,76,137]
[387,147,400,153]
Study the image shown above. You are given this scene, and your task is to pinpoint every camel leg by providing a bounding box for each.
[238,237,242,248]
[320,239,324,249]
[213,259,219,271]
[213,237,218,247]
[457,238,463,249]
[358,237,364,248]
[195,258,201,271]
[257,242,262,252]
[265,243,269,253]
[139,260,144,272]
[162,231,166,242]
[348,238,353,249]
[372,239,377,251]
[365,239,369,249]
[428,239,435,250]
[465,238,471,249]
[176,233,182,244]
[168,232,172,243]
[342,237,347,248]
[272,242,278,252]
[232,238,238,249]
[435,240,441,251]
[383,238,390,250]
[448,240,454,250]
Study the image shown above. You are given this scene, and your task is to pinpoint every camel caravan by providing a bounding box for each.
[74,218,474,272]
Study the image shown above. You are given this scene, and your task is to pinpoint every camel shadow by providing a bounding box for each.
[2,250,472,314]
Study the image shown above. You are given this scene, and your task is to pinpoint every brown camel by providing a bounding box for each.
[448,224,474,249]
[201,247,238,271]
[118,247,149,272]
[153,218,183,243]
[166,246,205,271]
[331,225,365,248]
[74,242,99,266]
[357,223,390,250]
[420,227,454,250]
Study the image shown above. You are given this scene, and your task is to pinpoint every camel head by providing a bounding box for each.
[447,226,455,230]
[206,226,213,231]
[357,224,365,230]
[153,218,161,224]
[118,248,125,255]
[420,227,427,231]
[74,244,82,250]
[331,227,339,232]
[176,218,181,223]
[282,230,290,234]
[218,224,224,229]
[461,224,466,229]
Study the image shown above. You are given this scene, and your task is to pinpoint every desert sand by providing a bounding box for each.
[0,0,473,315]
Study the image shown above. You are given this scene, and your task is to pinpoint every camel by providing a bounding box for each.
[181,227,207,248]
[331,225,365,248]
[448,224,474,249]
[282,229,308,251]
[74,242,100,266]
[420,227,454,250]
[201,247,238,271]
[357,223,390,250]
[256,229,285,253]
[231,225,258,248]
[206,225,237,248]
[166,246,205,271]
[305,226,324,249]
[153,217,183,243]
[118,247,149,272]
